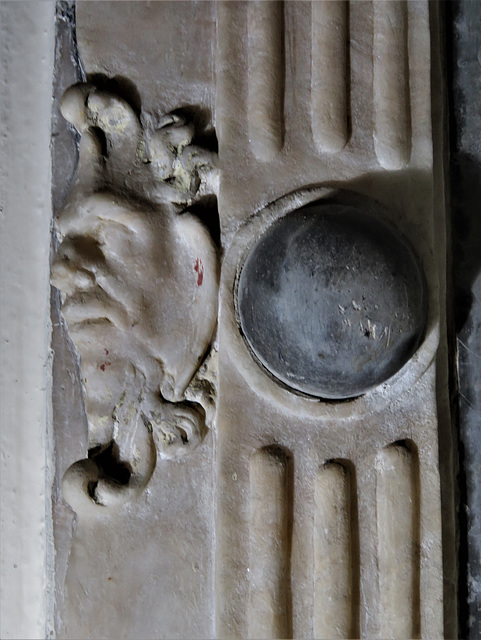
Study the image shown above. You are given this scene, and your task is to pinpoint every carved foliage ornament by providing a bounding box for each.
[51,82,219,512]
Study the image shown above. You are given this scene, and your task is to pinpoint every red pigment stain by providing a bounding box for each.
[104,348,109,355]
[194,258,204,286]
[99,362,111,372]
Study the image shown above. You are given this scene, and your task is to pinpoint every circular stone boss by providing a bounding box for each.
[237,202,428,400]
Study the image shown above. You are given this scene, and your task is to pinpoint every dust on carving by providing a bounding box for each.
[194,258,204,286]
[53,82,219,511]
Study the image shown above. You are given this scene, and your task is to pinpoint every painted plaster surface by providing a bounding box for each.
[50,2,452,638]
[0,2,55,638]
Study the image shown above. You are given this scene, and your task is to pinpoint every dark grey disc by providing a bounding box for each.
[237,201,428,399]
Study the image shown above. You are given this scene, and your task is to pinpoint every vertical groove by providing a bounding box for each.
[247,1,285,161]
[376,441,421,638]
[314,460,359,639]
[216,0,250,169]
[311,0,349,154]
[248,446,293,639]
[373,0,411,169]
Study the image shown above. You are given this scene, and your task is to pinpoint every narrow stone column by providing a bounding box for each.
[0,2,55,638]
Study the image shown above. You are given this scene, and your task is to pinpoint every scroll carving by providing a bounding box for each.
[51,82,219,512]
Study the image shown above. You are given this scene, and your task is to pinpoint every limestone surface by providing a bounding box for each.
[50,2,451,638]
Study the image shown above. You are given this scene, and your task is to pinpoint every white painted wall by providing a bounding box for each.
[0,2,55,637]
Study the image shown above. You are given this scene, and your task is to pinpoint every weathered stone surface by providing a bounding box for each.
[51,4,219,637]
[0,1,465,638]
[238,201,427,399]
[75,1,216,126]
[51,2,449,639]
[0,3,55,638]
[450,1,481,636]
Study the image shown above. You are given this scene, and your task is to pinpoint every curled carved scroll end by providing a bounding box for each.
[62,395,158,515]
[149,346,218,463]
[61,386,213,515]
[62,441,155,515]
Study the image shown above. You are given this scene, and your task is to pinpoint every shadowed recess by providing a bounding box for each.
[314,460,360,639]
[376,440,421,639]
[248,445,293,639]
[237,200,427,400]
[373,1,411,169]
[247,0,285,161]
[88,441,132,487]
[86,73,142,116]
[311,0,349,154]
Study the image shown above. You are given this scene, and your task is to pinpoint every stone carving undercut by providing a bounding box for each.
[51,82,219,511]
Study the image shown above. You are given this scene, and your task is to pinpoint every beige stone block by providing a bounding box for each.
[47,2,453,638]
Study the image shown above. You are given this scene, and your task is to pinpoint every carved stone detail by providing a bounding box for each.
[49,2,452,638]
[51,83,219,512]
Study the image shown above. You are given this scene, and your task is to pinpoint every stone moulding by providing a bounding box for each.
[47,1,454,638]
[0,3,56,638]
[0,1,459,638]
[216,185,444,638]
[222,186,438,419]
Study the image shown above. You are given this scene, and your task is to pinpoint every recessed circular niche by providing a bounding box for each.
[237,201,428,400]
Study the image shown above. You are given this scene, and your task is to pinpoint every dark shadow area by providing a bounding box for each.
[51,1,84,217]
[450,152,481,331]
[189,195,221,250]
[448,152,481,640]
[171,105,218,154]
[86,73,142,117]
[88,126,108,158]
[88,441,132,487]
[446,2,481,638]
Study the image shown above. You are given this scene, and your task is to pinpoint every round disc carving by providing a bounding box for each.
[237,202,428,400]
